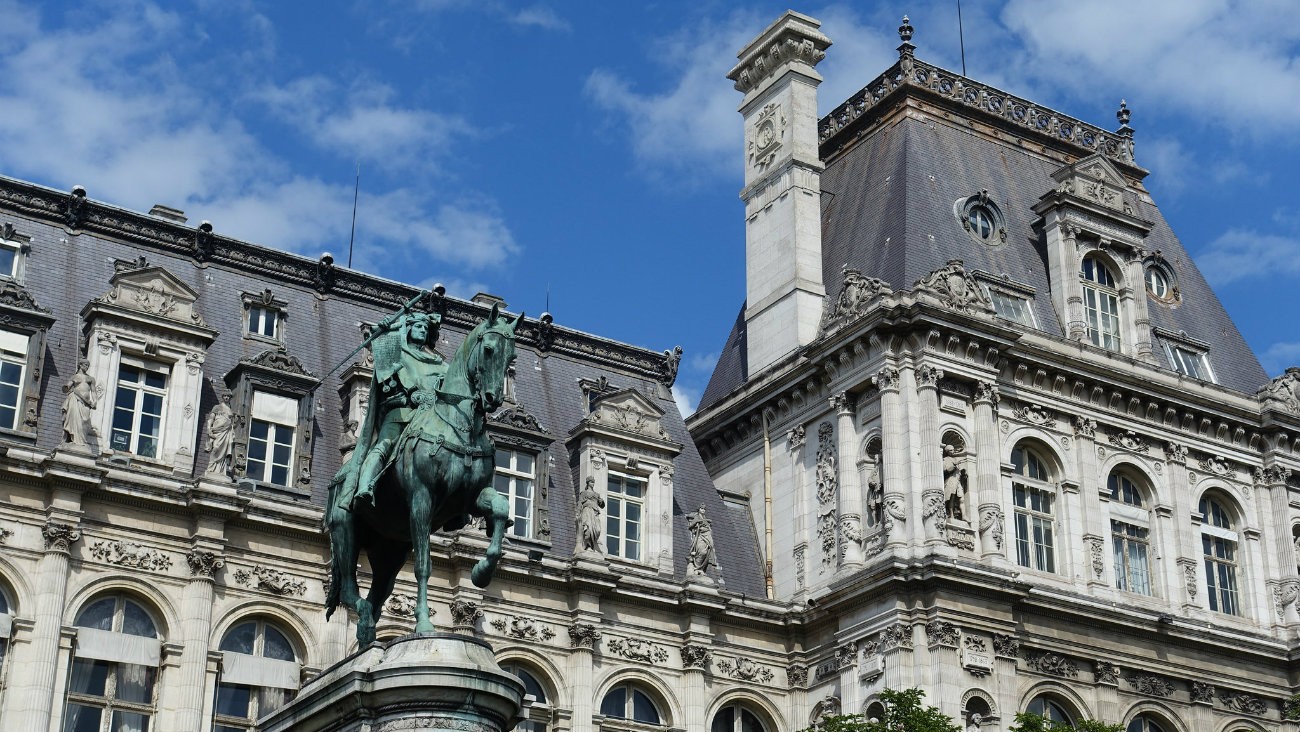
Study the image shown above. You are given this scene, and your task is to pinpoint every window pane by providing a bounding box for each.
[116,664,156,704]
[220,623,257,654]
[110,710,150,732]
[631,689,660,724]
[494,450,510,469]
[600,687,626,718]
[122,601,157,638]
[263,625,295,661]
[712,707,735,732]
[75,598,116,630]
[61,704,102,732]
[0,246,15,277]
[216,684,252,718]
[68,659,110,697]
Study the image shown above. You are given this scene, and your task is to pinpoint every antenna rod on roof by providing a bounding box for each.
[347,161,360,268]
[957,0,967,76]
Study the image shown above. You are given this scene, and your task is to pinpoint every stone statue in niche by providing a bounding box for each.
[576,476,605,555]
[943,443,969,521]
[61,358,100,449]
[204,392,236,479]
[687,505,718,577]
[966,712,983,731]
[864,443,884,528]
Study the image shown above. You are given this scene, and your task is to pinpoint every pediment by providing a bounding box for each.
[588,387,668,438]
[1051,154,1129,212]
[98,265,207,326]
[591,387,665,418]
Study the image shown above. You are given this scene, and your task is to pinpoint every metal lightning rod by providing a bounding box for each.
[957,0,968,76]
[347,161,360,268]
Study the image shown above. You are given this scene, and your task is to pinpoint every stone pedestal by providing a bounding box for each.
[258,633,523,732]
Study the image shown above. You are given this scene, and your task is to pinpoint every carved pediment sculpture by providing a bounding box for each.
[913,260,993,314]
[94,264,208,327]
[821,266,892,333]
[1052,153,1131,213]
[1261,368,1300,415]
[0,279,48,314]
[587,387,668,439]
[245,346,314,377]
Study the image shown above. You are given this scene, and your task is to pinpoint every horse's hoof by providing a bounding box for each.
[470,560,494,588]
[415,620,435,634]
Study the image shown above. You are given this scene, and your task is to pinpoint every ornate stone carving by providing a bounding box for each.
[978,506,1004,550]
[1108,430,1148,453]
[1261,368,1300,414]
[42,522,81,553]
[1274,580,1300,619]
[687,505,718,577]
[1178,559,1198,599]
[835,643,856,669]
[1013,403,1056,428]
[0,527,10,544]
[961,636,992,677]
[1217,688,1266,715]
[1085,536,1104,578]
[234,565,306,596]
[681,644,711,670]
[1164,442,1188,464]
[656,346,682,387]
[787,424,805,451]
[747,102,787,172]
[490,614,555,641]
[1095,660,1119,685]
[1190,681,1214,703]
[204,392,236,479]
[1072,416,1096,438]
[912,260,992,313]
[925,621,959,648]
[384,593,416,618]
[450,600,483,628]
[873,366,900,391]
[992,633,1018,658]
[607,636,668,664]
[718,656,774,683]
[61,358,100,449]
[64,185,87,228]
[822,267,892,332]
[1028,651,1078,678]
[883,496,907,536]
[881,623,913,651]
[793,544,806,589]
[0,279,47,312]
[186,549,224,578]
[815,422,838,567]
[90,540,172,572]
[729,25,828,95]
[1127,672,1174,697]
[575,477,605,555]
[246,346,314,377]
[974,381,1000,406]
[811,697,842,728]
[1199,455,1234,479]
[915,364,944,388]
[1254,465,1292,487]
[786,664,808,688]
[488,404,545,433]
[568,622,600,649]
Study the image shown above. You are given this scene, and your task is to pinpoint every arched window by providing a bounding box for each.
[65,595,162,732]
[1109,471,1153,595]
[864,701,885,723]
[502,662,550,732]
[1026,695,1073,724]
[712,702,768,732]
[1081,255,1122,351]
[0,586,12,697]
[1127,715,1167,732]
[1011,444,1056,572]
[1199,496,1240,615]
[600,682,662,726]
[214,619,300,732]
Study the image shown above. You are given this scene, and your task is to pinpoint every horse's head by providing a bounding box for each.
[468,303,522,413]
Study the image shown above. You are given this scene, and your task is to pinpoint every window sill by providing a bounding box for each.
[0,427,37,445]
[236,478,312,501]
[243,332,282,347]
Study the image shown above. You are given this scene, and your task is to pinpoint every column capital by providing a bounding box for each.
[185,549,225,580]
[973,380,1000,406]
[873,366,900,392]
[829,391,854,415]
[915,364,944,390]
[42,521,80,554]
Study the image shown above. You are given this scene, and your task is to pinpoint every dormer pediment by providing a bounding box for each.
[1051,154,1130,213]
[98,265,207,326]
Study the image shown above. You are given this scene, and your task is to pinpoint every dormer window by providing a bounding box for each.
[1080,255,1121,351]
[0,222,30,282]
[241,290,287,343]
[956,192,1007,245]
[248,306,278,339]
[1145,267,1168,298]
[109,359,168,458]
[1155,328,1215,383]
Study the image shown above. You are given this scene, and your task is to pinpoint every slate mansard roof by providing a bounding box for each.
[700,51,1268,409]
[0,174,766,595]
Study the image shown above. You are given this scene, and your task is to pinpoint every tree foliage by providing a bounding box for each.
[805,688,961,732]
[1008,712,1123,732]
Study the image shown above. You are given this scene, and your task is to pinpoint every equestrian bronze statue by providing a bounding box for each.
[325,300,521,644]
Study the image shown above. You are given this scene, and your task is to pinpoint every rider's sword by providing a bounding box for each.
[318,289,429,384]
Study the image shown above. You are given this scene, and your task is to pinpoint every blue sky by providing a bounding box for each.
[0,1,1296,415]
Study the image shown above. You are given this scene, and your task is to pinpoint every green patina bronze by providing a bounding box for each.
[325,300,522,645]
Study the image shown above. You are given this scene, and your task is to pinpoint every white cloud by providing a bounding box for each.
[1261,342,1300,376]
[672,384,699,418]
[1138,136,1194,198]
[508,5,571,32]
[1195,229,1300,286]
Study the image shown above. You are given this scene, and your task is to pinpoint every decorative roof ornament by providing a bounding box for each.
[820,266,892,334]
[898,15,914,44]
[1116,99,1133,136]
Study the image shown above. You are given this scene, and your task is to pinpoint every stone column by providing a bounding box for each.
[1162,443,1200,615]
[167,548,224,730]
[1123,253,1154,362]
[972,382,1004,560]
[924,622,960,716]
[1260,467,1299,624]
[914,365,945,545]
[566,619,600,732]
[788,425,809,598]
[1072,417,1106,590]
[5,522,80,732]
[874,367,910,549]
[833,393,863,568]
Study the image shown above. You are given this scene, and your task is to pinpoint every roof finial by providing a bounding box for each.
[1116,99,1133,136]
[899,15,914,43]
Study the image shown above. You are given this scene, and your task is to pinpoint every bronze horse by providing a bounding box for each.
[325,304,521,643]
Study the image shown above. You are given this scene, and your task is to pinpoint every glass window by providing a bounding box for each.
[247,306,278,339]
[988,289,1036,327]
[969,205,994,240]
[1011,445,1055,573]
[712,703,767,732]
[1127,716,1167,732]
[1081,256,1122,351]
[64,596,159,732]
[1199,496,1240,615]
[110,362,167,459]
[1026,696,1072,724]
[1169,345,1213,382]
[600,683,661,725]
[0,240,18,279]
[1109,473,1153,595]
[0,330,29,431]
[1145,267,1169,299]
[606,473,645,561]
[247,392,298,487]
[493,449,536,539]
[214,620,297,732]
[502,663,549,732]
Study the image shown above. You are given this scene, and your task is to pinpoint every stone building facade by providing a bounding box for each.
[0,9,1294,732]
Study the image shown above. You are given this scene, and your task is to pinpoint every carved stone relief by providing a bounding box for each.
[912,260,993,313]
[681,644,711,670]
[385,593,416,618]
[815,422,838,568]
[992,633,1019,658]
[90,540,172,572]
[1108,430,1149,453]
[718,656,775,683]
[607,636,668,664]
[821,266,892,333]
[786,664,808,688]
[568,622,600,649]
[490,614,555,642]
[1127,672,1174,697]
[1217,688,1266,715]
[234,565,306,596]
[450,600,483,628]
[925,621,959,648]
[1027,651,1078,678]
[1012,403,1056,428]
[43,522,81,553]
[1094,660,1119,685]
[186,549,224,578]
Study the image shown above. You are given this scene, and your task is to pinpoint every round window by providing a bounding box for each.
[1145,267,1169,298]
[969,206,994,240]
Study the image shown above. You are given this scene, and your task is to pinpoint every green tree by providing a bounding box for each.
[806,688,960,732]
[1008,712,1123,732]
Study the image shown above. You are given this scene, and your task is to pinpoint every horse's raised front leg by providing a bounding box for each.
[409,481,436,634]
[325,503,374,644]
[471,485,511,588]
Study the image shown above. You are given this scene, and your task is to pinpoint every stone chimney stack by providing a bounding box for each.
[728,11,830,376]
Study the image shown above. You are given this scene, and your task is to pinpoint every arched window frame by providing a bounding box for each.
[711,700,770,732]
[1197,492,1242,616]
[599,679,668,728]
[955,191,1008,246]
[1126,713,1171,732]
[213,617,302,732]
[1107,469,1155,596]
[65,594,163,732]
[1080,254,1123,351]
[1009,442,1058,573]
[1026,694,1076,725]
[501,661,554,732]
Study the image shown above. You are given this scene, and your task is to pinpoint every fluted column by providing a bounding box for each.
[972,382,1004,560]
[167,548,224,730]
[788,425,809,597]
[833,393,863,568]
[5,522,80,732]
[1162,444,1201,615]
[915,365,945,545]
[1072,417,1105,590]
[566,618,600,732]
[873,367,909,549]
[1261,467,1299,624]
